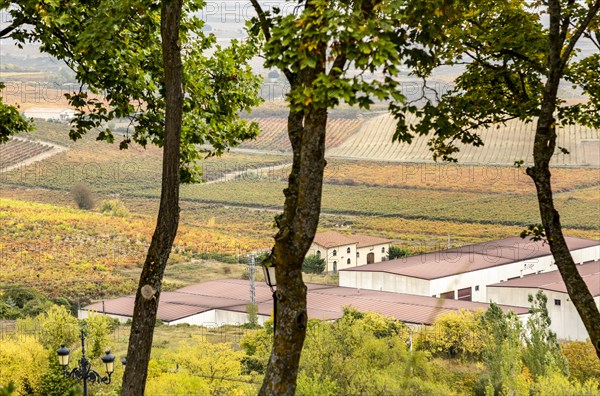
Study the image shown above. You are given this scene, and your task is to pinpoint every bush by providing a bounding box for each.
[0,336,48,394]
[71,182,94,210]
[562,340,600,383]
[99,199,130,217]
[302,254,325,274]
[0,287,56,320]
[420,309,484,360]
[388,245,409,260]
[246,303,259,328]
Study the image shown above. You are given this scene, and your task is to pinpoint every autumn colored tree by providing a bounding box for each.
[397,0,600,359]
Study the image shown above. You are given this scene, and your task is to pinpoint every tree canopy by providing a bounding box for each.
[1,0,262,181]
[393,0,600,358]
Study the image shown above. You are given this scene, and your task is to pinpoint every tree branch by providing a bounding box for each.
[560,0,600,72]
[249,0,271,41]
[0,23,17,39]
[583,29,600,50]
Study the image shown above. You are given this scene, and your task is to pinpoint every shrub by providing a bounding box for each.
[388,245,409,260]
[562,340,600,383]
[246,303,259,328]
[302,254,325,274]
[420,309,484,360]
[0,287,56,320]
[99,199,130,217]
[0,336,48,394]
[522,291,568,379]
[530,372,600,396]
[71,182,94,210]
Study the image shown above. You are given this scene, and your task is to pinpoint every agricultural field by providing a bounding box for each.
[239,117,364,152]
[0,197,265,301]
[328,112,600,167]
[176,180,600,230]
[0,138,58,169]
[0,121,291,195]
[325,159,600,194]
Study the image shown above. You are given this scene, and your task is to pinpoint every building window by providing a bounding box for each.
[316,250,321,258]
[333,261,337,273]
[347,258,351,265]
[332,249,337,257]
[475,285,480,291]
[381,247,386,253]
[347,247,351,254]
[356,252,360,257]
[554,299,561,306]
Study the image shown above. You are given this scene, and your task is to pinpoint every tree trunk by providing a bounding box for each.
[121,1,184,394]
[527,119,600,360]
[259,81,329,395]
[525,0,600,360]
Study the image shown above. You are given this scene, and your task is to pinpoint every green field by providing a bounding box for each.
[175,180,599,230]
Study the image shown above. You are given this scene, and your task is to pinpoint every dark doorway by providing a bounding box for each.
[367,252,375,264]
[457,287,472,301]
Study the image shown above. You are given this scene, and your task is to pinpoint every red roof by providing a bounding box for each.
[312,231,393,249]
[83,279,527,325]
[353,234,394,248]
[312,231,357,248]
[341,236,599,280]
[488,261,600,296]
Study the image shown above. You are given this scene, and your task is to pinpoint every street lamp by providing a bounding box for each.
[262,262,276,289]
[262,260,277,334]
[57,329,116,396]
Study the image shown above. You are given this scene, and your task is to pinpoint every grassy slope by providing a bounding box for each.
[0,197,264,300]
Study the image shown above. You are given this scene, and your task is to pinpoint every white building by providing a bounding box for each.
[339,236,600,303]
[80,279,528,327]
[487,260,600,341]
[23,107,76,122]
[306,231,392,273]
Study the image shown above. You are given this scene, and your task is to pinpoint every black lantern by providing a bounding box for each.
[262,262,277,289]
[262,260,278,335]
[101,351,115,375]
[57,345,70,367]
[57,330,118,396]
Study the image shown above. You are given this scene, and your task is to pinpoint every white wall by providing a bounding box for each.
[308,242,357,273]
[571,245,600,264]
[431,255,553,302]
[339,271,430,295]
[80,308,271,327]
[356,243,390,266]
[78,310,131,323]
[487,287,599,341]
[168,310,217,326]
[215,310,270,326]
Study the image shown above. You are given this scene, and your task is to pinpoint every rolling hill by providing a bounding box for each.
[326,113,600,167]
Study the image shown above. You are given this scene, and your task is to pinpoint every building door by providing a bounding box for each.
[367,252,375,264]
[440,290,455,299]
[333,261,337,273]
[457,287,472,301]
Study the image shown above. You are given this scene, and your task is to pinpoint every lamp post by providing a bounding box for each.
[261,261,277,334]
[56,329,116,396]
